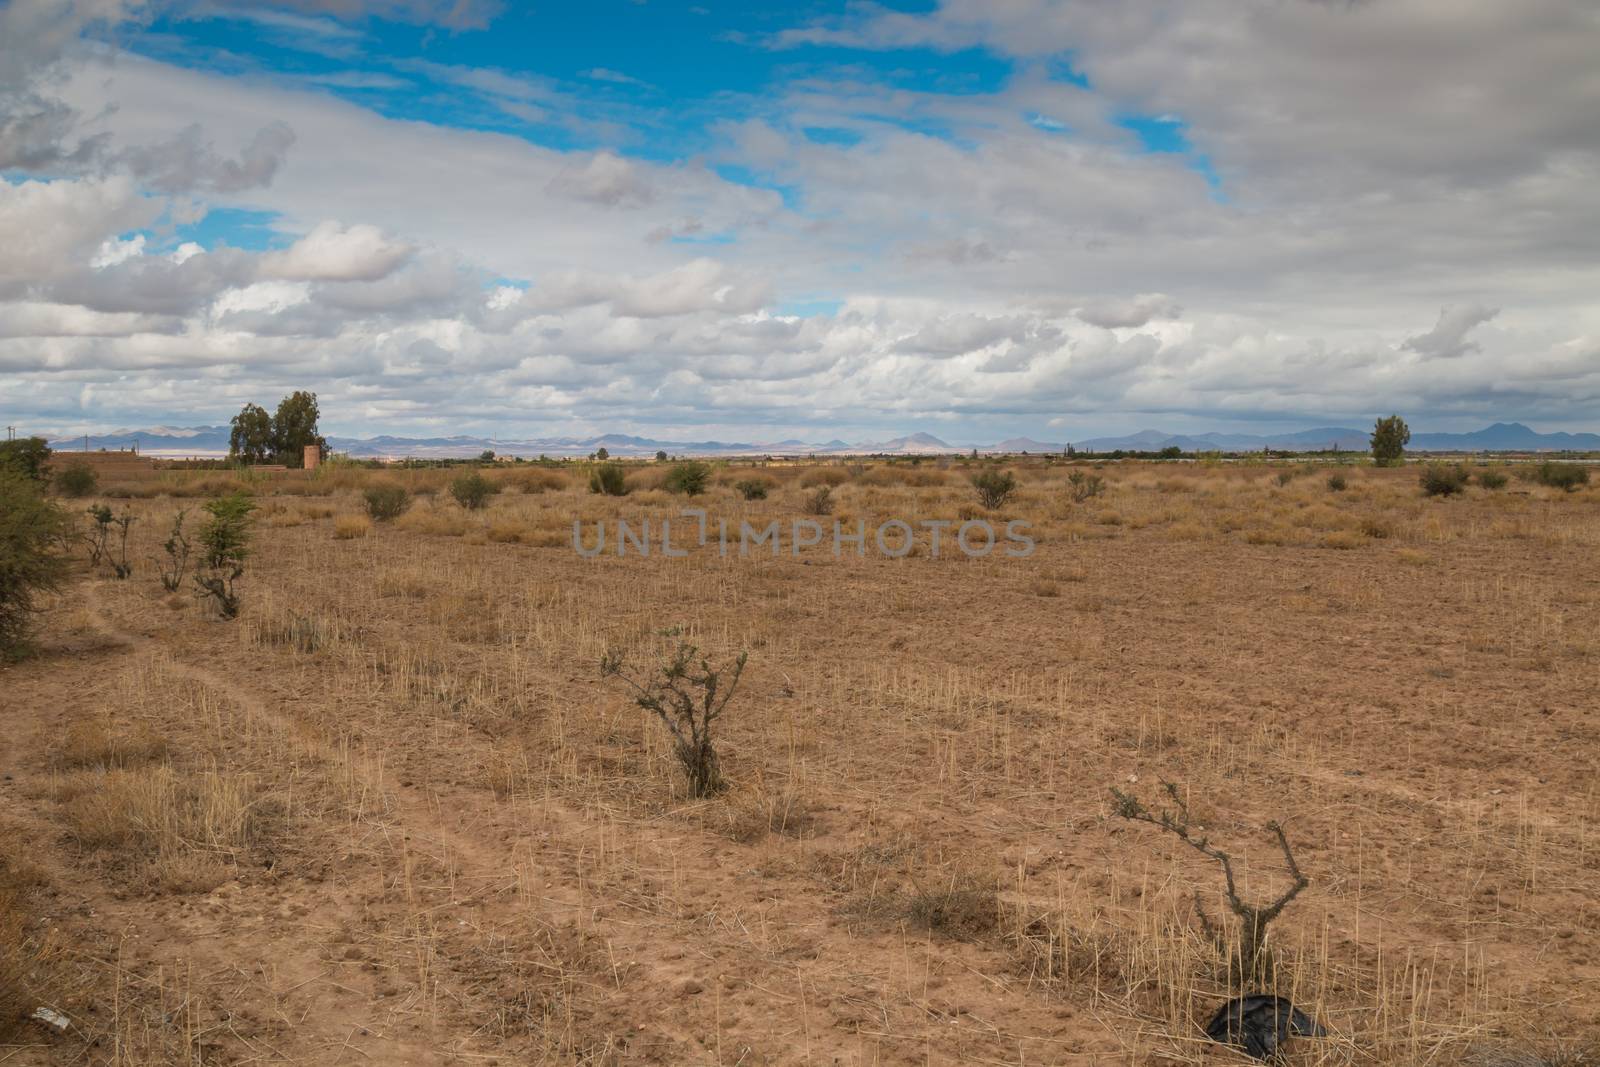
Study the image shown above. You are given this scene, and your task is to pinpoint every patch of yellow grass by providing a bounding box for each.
[333,514,372,539]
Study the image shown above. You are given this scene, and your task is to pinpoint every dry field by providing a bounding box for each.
[3,459,1598,1065]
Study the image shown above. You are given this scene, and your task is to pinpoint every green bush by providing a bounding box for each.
[1475,468,1508,490]
[0,469,71,658]
[362,483,411,521]
[971,469,1018,509]
[665,461,710,496]
[449,471,500,510]
[1419,464,1469,497]
[55,462,97,498]
[1326,473,1347,492]
[1066,471,1105,503]
[1534,461,1589,493]
[588,462,628,496]
[733,479,769,501]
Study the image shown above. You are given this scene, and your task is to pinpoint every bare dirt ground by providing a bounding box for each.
[3,460,1598,1065]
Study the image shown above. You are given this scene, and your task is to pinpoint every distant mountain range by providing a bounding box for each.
[41,421,1600,458]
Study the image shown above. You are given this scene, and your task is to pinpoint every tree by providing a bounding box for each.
[0,436,50,482]
[271,391,327,467]
[229,403,275,464]
[655,450,668,463]
[479,450,496,463]
[1370,415,1410,467]
[0,469,71,658]
[595,447,610,461]
[194,494,256,618]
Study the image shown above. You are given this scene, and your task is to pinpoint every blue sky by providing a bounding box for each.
[3,0,1597,439]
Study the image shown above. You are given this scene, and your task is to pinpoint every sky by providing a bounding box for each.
[1,0,1598,442]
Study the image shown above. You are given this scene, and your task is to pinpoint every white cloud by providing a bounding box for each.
[1402,303,1500,359]
[260,220,413,282]
[2,3,1599,439]
[1075,293,1182,330]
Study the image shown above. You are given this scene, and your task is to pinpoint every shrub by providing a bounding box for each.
[1275,469,1296,487]
[193,493,256,619]
[589,462,628,496]
[665,461,711,496]
[85,504,113,566]
[1066,471,1105,503]
[971,469,1018,510]
[1326,473,1347,492]
[363,483,411,521]
[1419,463,1469,497]
[799,467,849,488]
[601,644,748,798]
[0,470,71,658]
[733,479,770,501]
[1112,781,1308,984]
[107,509,136,579]
[1535,461,1590,493]
[55,461,97,498]
[449,471,500,510]
[157,510,191,593]
[1475,468,1508,490]
[802,485,833,515]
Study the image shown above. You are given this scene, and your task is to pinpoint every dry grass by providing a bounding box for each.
[333,513,372,539]
[4,457,1599,1064]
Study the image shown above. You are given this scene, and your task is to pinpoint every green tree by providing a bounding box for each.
[595,446,610,461]
[271,391,327,467]
[0,469,72,658]
[229,403,275,464]
[0,436,50,481]
[655,450,668,463]
[194,493,256,618]
[1370,415,1410,467]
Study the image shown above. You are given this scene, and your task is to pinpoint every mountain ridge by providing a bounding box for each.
[39,421,1600,458]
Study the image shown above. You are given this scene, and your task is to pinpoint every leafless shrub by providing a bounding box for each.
[1111,780,1308,985]
[600,643,748,798]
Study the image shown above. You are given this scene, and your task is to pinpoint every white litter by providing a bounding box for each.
[31,1007,71,1033]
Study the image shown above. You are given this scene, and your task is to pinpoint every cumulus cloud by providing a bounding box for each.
[546,151,654,208]
[1402,303,1500,359]
[1074,293,1183,330]
[0,176,157,295]
[261,221,414,282]
[601,259,770,318]
[121,121,296,194]
[4,0,1600,439]
[893,313,1031,357]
